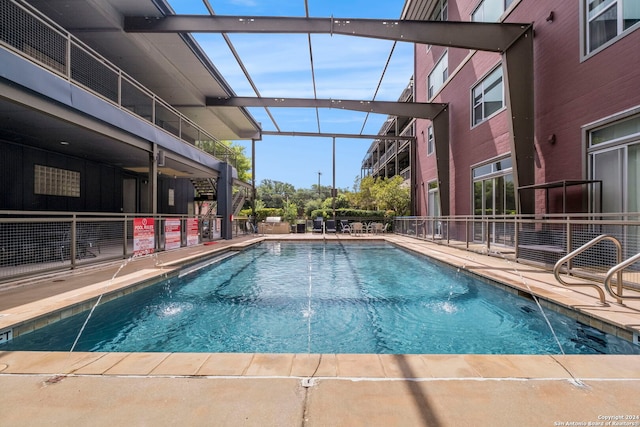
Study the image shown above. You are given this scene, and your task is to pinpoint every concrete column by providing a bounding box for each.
[150,145,158,215]
[218,162,233,240]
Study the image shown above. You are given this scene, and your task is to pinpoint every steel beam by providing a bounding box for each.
[432,108,450,216]
[124,16,530,52]
[125,14,534,214]
[261,130,415,140]
[207,96,447,120]
[503,26,535,214]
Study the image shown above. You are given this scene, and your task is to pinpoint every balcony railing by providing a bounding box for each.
[0,0,237,167]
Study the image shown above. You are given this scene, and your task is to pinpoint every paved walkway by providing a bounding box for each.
[1,233,639,426]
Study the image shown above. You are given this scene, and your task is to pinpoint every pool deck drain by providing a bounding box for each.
[1,234,639,426]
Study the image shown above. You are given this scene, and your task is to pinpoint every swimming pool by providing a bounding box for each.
[3,242,639,354]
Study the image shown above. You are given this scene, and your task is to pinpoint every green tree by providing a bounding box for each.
[352,175,376,210]
[305,198,323,217]
[257,179,296,208]
[370,175,410,215]
[321,192,350,211]
[198,140,252,183]
[282,200,298,223]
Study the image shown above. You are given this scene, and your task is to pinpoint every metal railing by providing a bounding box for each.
[0,211,224,282]
[393,214,640,292]
[0,0,237,167]
[553,235,622,305]
[604,252,640,303]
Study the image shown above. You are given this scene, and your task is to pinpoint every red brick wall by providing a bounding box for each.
[413,0,640,215]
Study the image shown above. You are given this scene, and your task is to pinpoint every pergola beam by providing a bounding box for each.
[124,16,530,52]
[207,96,447,120]
[261,130,415,140]
[125,15,535,214]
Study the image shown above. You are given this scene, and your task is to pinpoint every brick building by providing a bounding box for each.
[403,0,639,218]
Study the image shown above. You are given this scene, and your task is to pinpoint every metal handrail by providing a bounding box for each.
[553,234,622,305]
[604,252,640,304]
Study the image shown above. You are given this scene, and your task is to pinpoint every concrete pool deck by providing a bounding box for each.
[1,233,639,426]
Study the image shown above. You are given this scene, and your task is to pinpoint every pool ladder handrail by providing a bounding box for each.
[553,234,622,306]
[604,251,640,304]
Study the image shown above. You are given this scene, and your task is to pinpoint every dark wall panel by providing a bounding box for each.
[0,142,24,209]
[100,166,117,212]
[85,161,101,211]
[24,148,46,211]
[0,140,126,212]
[1,140,195,214]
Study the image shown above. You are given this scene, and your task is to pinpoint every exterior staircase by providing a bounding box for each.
[191,177,247,217]
[232,191,246,216]
[190,178,217,201]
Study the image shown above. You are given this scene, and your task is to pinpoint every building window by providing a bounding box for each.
[428,51,448,99]
[427,181,440,221]
[34,165,81,197]
[425,0,448,52]
[472,157,515,244]
[431,0,448,21]
[472,158,514,214]
[585,0,640,54]
[588,114,640,213]
[472,0,514,22]
[427,125,435,155]
[472,66,504,126]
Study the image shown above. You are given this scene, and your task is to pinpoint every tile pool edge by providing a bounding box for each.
[1,351,640,380]
[1,235,638,351]
[387,238,640,346]
[0,241,262,341]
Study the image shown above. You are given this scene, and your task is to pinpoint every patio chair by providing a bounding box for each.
[340,220,352,234]
[245,221,257,234]
[312,217,324,233]
[325,220,337,233]
[351,222,363,236]
[371,222,385,234]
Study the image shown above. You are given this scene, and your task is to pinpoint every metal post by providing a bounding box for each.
[252,139,256,228]
[70,216,77,269]
[332,137,336,219]
[150,145,158,215]
[123,215,128,258]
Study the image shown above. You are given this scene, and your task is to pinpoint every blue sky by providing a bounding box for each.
[168,0,414,190]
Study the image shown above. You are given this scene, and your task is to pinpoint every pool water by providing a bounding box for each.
[3,242,640,354]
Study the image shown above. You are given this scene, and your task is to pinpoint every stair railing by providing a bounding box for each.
[604,252,640,305]
[553,234,622,306]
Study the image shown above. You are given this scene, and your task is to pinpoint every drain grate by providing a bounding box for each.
[301,378,315,388]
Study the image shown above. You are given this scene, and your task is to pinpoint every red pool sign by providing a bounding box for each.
[186,218,199,246]
[165,218,181,250]
[133,217,155,255]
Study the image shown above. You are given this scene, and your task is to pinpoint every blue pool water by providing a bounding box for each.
[3,242,640,354]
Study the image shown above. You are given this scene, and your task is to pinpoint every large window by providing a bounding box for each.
[472,66,504,126]
[428,51,448,99]
[472,158,515,245]
[589,115,640,213]
[472,0,514,22]
[473,157,514,215]
[586,0,640,54]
